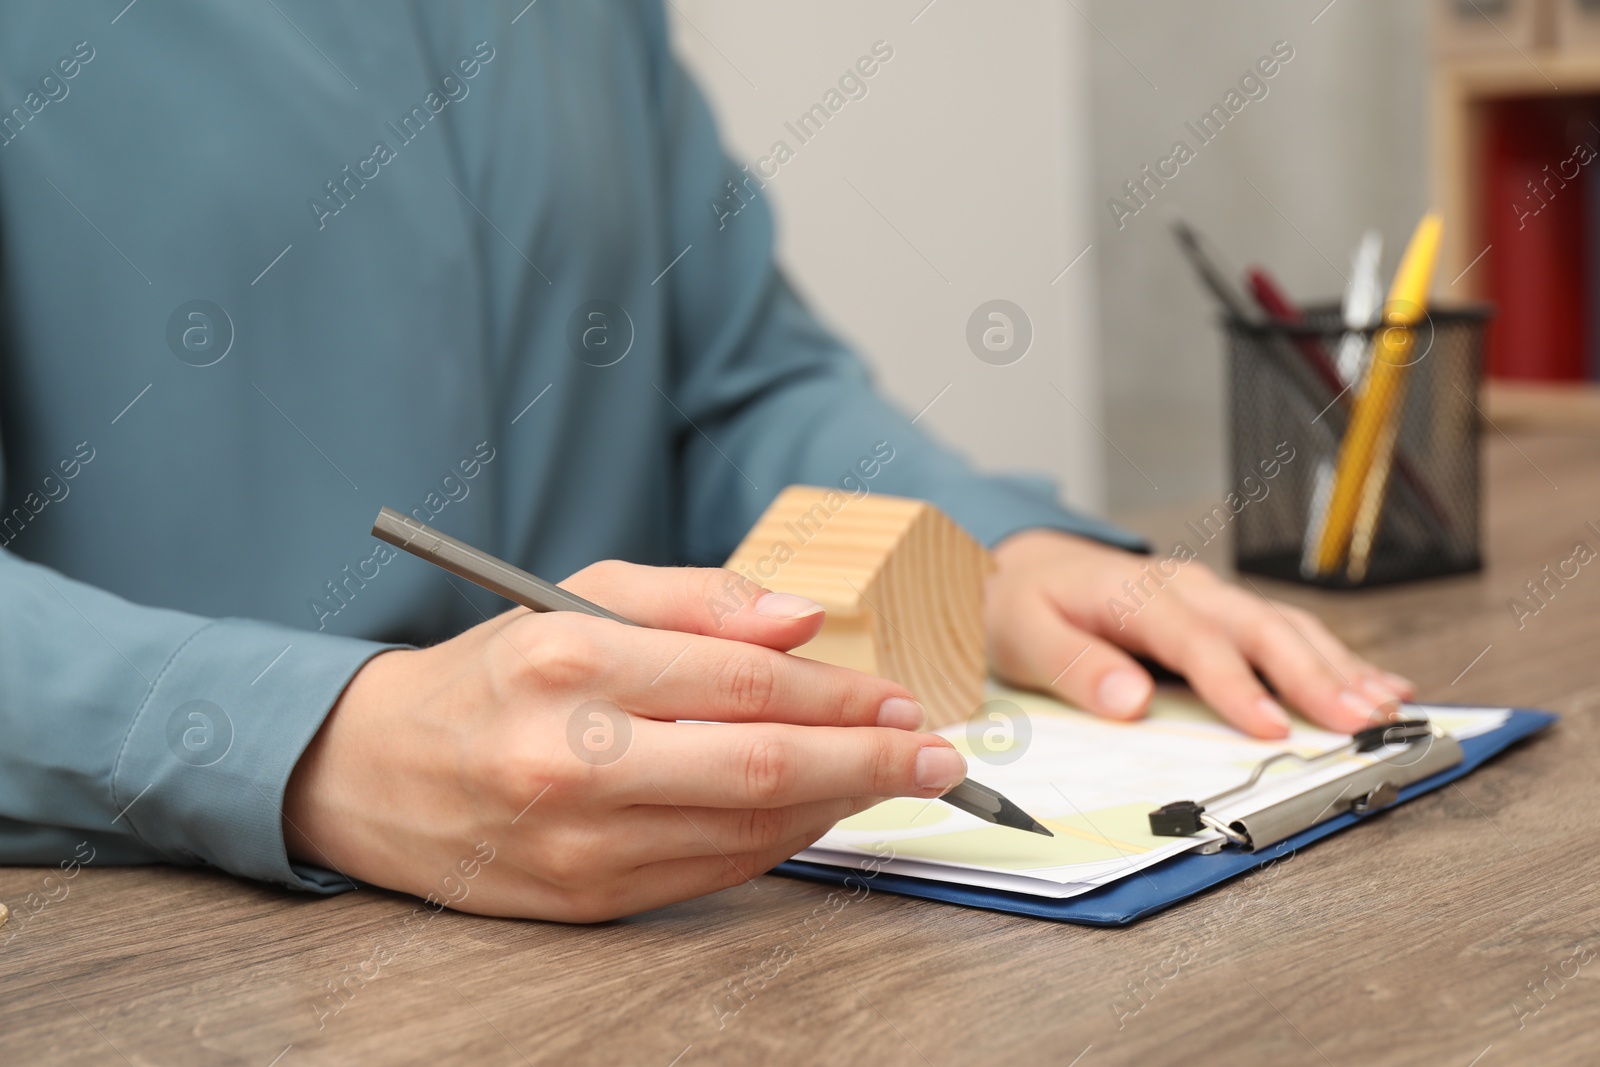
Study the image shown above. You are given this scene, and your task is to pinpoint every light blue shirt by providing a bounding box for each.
[0,1,1141,892]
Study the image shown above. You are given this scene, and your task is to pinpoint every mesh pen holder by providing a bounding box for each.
[1225,304,1491,589]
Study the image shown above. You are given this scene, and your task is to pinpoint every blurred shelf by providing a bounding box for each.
[1435,48,1600,97]
[1431,41,1600,381]
[1428,51,1600,300]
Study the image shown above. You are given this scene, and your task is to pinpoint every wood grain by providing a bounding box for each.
[725,485,991,728]
[3,434,1599,1066]
[1484,381,1600,435]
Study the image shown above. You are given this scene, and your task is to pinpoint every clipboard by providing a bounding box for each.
[775,706,1556,926]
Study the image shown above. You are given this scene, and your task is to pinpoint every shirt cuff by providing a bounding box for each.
[110,617,400,894]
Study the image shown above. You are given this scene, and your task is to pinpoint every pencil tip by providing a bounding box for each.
[996,800,1054,836]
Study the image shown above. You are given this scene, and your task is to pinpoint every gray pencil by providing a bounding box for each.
[371,507,1053,837]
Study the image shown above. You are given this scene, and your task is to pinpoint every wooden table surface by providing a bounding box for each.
[4,432,1599,1067]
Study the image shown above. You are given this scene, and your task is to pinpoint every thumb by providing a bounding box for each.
[558,560,825,651]
[991,595,1154,720]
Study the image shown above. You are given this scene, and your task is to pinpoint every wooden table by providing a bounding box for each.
[5,433,1599,1066]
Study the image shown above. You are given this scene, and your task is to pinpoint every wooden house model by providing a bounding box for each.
[725,485,992,729]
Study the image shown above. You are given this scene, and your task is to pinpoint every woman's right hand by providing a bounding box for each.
[281,561,962,922]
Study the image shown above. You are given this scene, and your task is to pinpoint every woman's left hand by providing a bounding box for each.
[983,529,1415,739]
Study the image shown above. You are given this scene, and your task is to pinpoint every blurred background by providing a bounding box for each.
[669,0,1593,519]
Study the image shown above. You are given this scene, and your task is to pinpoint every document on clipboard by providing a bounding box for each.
[795,687,1511,900]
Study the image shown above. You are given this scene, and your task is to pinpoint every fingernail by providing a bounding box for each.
[1359,676,1406,716]
[753,591,824,620]
[1382,671,1416,695]
[1097,670,1151,718]
[1257,697,1292,732]
[1339,689,1380,730]
[1359,675,1394,700]
[915,746,967,791]
[877,697,925,731]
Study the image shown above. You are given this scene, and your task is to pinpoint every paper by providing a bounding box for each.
[797,687,1510,899]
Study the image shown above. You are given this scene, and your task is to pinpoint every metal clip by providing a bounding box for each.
[1350,780,1399,814]
[1147,718,1460,851]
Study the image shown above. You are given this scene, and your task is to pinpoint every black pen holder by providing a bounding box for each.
[1223,304,1491,589]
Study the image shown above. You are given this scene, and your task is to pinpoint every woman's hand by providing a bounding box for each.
[282,562,962,922]
[984,529,1414,739]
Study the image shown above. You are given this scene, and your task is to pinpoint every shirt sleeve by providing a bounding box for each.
[0,516,397,893]
[634,2,1149,564]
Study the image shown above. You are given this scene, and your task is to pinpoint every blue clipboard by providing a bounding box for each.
[774,707,1556,926]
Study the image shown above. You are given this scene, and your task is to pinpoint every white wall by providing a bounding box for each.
[1086,0,1430,511]
[668,1,1431,518]
[666,0,1110,513]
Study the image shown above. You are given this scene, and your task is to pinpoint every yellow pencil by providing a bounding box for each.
[1312,213,1443,576]
[1346,414,1400,582]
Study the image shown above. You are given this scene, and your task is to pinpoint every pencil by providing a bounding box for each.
[370,507,1053,837]
[1346,415,1401,582]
